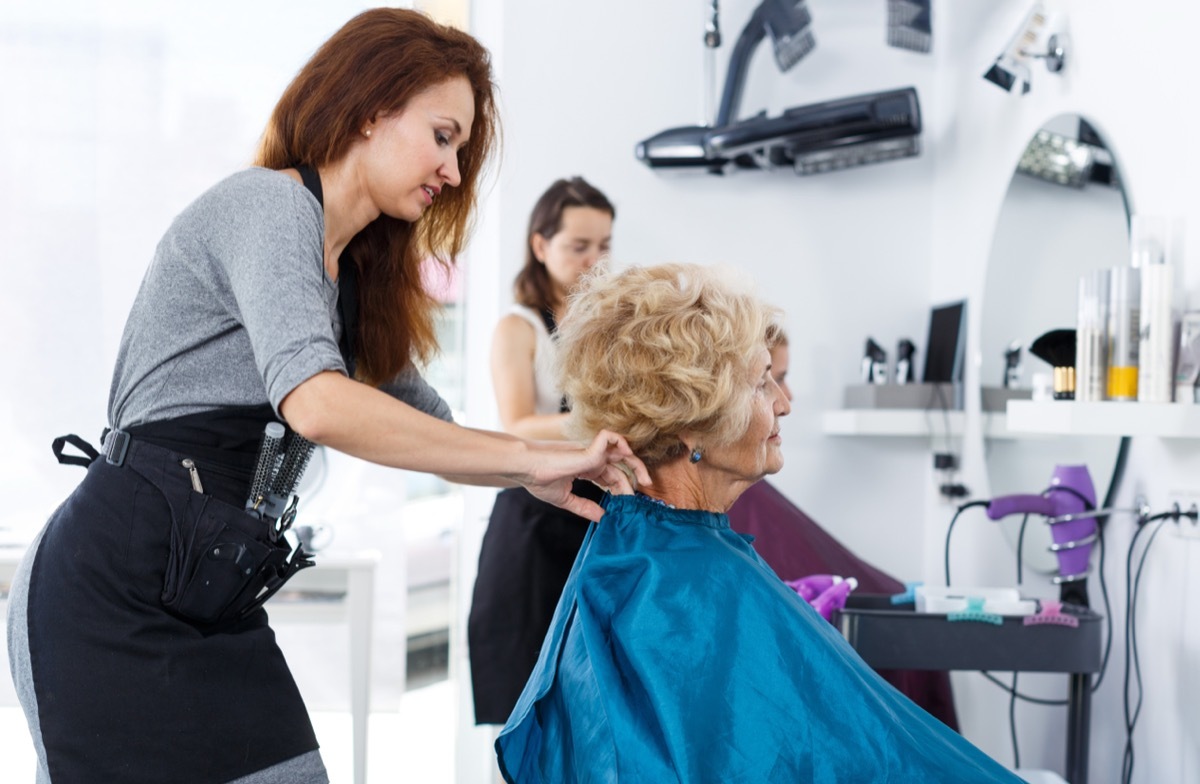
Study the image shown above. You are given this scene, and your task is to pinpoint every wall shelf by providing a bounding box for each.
[1006,400,1200,438]
[822,410,1013,439]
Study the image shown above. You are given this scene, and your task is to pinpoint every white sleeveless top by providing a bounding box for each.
[508,304,563,415]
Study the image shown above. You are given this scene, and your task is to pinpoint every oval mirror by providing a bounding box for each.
[980,113,1130,577]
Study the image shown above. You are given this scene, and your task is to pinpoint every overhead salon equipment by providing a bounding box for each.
[636,0,922,175]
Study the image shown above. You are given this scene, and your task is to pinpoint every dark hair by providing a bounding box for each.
[514,176,615,312]
[254,8,498,386]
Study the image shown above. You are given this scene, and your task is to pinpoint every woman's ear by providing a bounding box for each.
[530,233,550,264]
[677,431,701,461]
[361,114,378,139]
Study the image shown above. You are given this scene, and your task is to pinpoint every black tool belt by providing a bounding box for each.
[52,424,314,629]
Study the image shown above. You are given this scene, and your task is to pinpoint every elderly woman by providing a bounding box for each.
[496,264,1020,783]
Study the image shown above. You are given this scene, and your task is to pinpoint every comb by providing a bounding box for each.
[1023,600,1080,628]
[947,596,1003,625]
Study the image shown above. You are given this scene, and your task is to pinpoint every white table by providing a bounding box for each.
[0,546,380,784]
[269,550,380,784]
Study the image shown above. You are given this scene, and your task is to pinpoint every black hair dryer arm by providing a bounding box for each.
[715,3,769,128]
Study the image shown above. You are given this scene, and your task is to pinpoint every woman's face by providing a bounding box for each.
[361,75,475,222]
[705,347,792,482]
[532,206,613,299]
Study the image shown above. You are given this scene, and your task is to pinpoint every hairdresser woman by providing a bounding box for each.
[6,10,645,784]
[467,177,615,726]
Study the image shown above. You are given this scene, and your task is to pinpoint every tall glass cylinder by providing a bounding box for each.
[1076,270,1109,401]
[1138,262,1176,402]
[1107,266,1140,401]
[1132,215,1183,403]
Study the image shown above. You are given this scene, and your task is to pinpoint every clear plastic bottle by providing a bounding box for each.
[1076,270,1109,402]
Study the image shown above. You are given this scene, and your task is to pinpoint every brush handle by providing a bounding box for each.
[246,422,286,509]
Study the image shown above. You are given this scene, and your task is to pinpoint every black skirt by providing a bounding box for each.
[9,437,321,783]
[467,482,600,724]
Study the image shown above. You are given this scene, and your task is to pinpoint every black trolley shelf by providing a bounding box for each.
[834,594,1103,784]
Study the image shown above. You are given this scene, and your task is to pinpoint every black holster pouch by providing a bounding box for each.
[54,425,315,629]
[160,488,313,626]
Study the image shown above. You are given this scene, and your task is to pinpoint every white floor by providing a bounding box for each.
[0,679,458,783]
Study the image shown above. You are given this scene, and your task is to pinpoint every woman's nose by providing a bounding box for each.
[776,386,792,416]
[441,153,462,187]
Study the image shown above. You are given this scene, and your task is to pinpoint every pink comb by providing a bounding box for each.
[1023,600,1079,628]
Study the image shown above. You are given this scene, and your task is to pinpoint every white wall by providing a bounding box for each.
[458,0,1200,782]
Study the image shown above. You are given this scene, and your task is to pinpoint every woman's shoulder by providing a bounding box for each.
[501,304,553,339]
[167,168,323,257]
[182,168,319,225]
[206,167,315,207]
[492,312,538,360]
[495,307,546,339]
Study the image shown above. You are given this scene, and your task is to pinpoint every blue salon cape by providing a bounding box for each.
[496,494,1021,783]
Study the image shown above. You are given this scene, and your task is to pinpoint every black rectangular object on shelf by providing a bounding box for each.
[835,593,1102,673]
[922,300,967,383]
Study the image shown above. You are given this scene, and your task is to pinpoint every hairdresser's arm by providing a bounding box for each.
[491,313,569,440]
[280,371,642,520]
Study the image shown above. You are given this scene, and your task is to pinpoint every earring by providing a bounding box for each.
[689,447,702,464]
[363,128,372,138]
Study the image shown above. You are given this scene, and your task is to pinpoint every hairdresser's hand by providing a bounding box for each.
[523,430,650,522]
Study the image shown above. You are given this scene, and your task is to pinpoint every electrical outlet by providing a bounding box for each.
[1174,515,1200,540]
[1168,489,1200,539]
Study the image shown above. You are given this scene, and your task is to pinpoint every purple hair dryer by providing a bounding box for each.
[986,464,1098,584]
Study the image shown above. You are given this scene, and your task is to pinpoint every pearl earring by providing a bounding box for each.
[363,128,372,137]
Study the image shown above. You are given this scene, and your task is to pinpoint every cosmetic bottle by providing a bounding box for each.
[1138,262,1176,402]
[784,574,842,603]
[1134,216,1182,403]
[1075,270,1108,401]
[1003,341,1022,389]
[895,339,916,384]
[810,577,859,622]
[1106,266,1140,401]
[1175,312,1200,404]
[861,338,888,384]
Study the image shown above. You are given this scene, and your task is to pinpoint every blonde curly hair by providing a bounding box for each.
[557,263,781,467]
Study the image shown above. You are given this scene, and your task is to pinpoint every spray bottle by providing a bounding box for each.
[785,574,841,602]
[810,577,859,622]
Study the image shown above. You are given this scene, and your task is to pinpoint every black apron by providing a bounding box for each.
[26,437,320,782]
[466,307,603,724]
[21,164,345,782]
[467,482,603,724]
